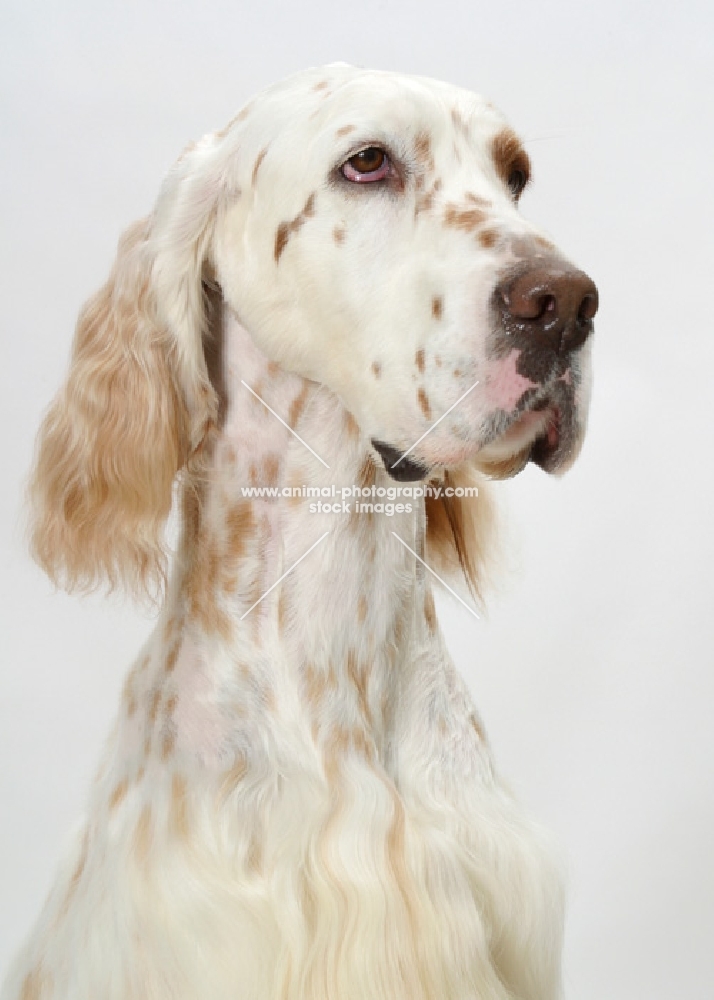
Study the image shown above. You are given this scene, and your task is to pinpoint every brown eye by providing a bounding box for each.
[350,147,385,172]
[508,166,529,199]
[341,147,390,182]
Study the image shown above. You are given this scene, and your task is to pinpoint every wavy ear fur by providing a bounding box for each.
[425,464,498,606]
[28,145,221,599]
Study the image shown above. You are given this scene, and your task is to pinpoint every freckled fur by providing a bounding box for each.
[6,64,597,1000]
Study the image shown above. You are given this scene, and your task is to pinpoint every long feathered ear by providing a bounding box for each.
[425,464,499,606]
[28,143,221,599]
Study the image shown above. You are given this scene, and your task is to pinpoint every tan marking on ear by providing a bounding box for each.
[164,635,181,673]
[336,124,356,137]
[333,225,346,244]
[371,361,382,378]
[223,442,238,469]
[27,215,205,602]
[226,501,254,559]
[418,388,432,420]
[444,204,487,231]
[164,693,177,717]
[424,590,437,633]
[453,368,462,378]
[134,804,153,861]
[478,228,500,248]
[415,349,425,373]
[491,127,531,190]
[267,360,280,377]
[135,763,145,783]
[143,734,152,757]
[432,296,443,319]
[109,778,129,810]
[357,595,367,623]
[435,356,442,367]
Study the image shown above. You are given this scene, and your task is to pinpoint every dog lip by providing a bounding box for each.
[529,406,562,469]
[370,440,431,482]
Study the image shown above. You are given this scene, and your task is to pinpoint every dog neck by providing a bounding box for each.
[161,306,436,767]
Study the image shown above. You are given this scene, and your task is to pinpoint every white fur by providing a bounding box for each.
[4,65,597,1000]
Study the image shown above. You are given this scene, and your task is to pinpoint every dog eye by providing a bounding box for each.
[507,167,529,199]
[341,147,390,183]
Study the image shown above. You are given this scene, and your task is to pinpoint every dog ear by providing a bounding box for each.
[28,141,224,600]
[425,464,498,606]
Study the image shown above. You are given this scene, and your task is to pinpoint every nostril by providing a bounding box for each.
[540,294,557,321]
[577,290,599,323]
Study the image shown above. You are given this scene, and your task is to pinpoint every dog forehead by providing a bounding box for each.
[242,65,506,149]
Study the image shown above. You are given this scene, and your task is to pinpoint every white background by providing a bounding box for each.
[1,1,713,997]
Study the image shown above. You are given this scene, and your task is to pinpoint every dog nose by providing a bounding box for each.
[495,259,598,354]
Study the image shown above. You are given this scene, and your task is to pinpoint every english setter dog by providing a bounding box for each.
[4,65,597,1000]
